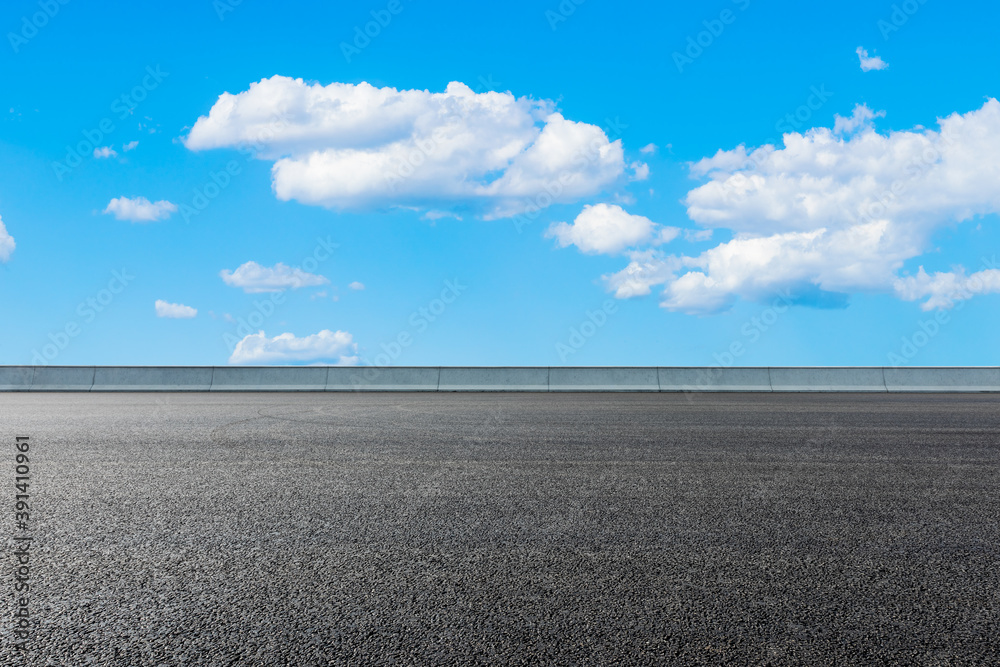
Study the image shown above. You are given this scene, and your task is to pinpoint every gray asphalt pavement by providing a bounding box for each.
[2,392,999,665]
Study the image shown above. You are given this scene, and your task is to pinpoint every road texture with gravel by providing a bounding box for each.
[1,392,998,665]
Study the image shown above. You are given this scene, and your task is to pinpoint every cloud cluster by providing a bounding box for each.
[229,329,357,364]
[155,300,197,318]
[104,196,177,222]
[220,261,329,293]
[185,77,638,218]
[590,100,1000,313]
[0,214,14,262]
[894,265,1000,310]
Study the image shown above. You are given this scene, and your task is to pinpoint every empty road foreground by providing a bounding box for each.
[1,393,999,665]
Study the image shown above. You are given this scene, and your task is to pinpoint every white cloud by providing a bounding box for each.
[596,99,1000,313]
[104,196,177,222]
[833,104,885,135]
[220,261,330,293]
[603,250,680,299]
[894,266,1000,310]
[422,210,462,221]
[94,146,117,159]
[229,329,357,364]
[348,281,365,290]
[155,300,197,318]
[640,143,657,154]
[0,215,14,262]
[629,161,650,181]
[123,141,139,152]
[184,77,627,219]
[856,47,889,72]
[547,203,677,256]
[684,228,714,242]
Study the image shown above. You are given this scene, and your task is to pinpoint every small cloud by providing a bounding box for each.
[856,46,888,72]
[229,329,357,364]
[547,203,664,255]
[629,161,650,181]
[422,210,463,221]
[833,104,886,135]
[348,281,365,290]
[104,196,177,222]
[684,229,714,242]
[654,227,681,245]
[155,300,197,319]
[94,146,117,159]
[0,214,15,262]
[220,261,329,293]
[639,143,657,155]
[310,290,328,300]
[123,141,139,152]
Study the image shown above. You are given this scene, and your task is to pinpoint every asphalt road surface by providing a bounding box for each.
[2,392,998,665]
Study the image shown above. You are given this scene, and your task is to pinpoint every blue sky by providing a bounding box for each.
[2,0,999,367]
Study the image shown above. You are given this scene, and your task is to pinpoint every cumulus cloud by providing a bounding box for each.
[894,265,1000,310]
[155,300,198,318]
[104,196,177,222]
[184,77,629,219]
[229,329,357,364]
[856,47,889,72]
[547,203,678,255]
[94,146,117,158]
[123,141,139,152]
[640,143,657,154]
[0,215,14,262]
[220,261,329,293]
[594,99,1000,313]
[348,281,365,290]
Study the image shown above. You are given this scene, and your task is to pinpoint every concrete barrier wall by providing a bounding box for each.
[326,367,440,391]
[93,366,215,391]
[210,367,327,391]
[769,367,887,392]
[549,367,660,391]
[2,366,999,392]
[30,366,96,391]
[0,366,34,391]
[439,367,548,391]
[883,367,1000,392]
[658,367,772,392]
